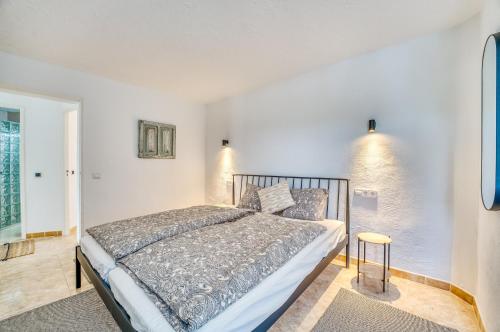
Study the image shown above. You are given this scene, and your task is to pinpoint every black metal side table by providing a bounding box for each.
[357,232,392,292]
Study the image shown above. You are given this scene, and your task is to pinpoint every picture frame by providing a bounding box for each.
[138,120,176,159]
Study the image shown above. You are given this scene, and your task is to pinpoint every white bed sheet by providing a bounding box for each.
[108,219,346,332]
[80,235,116,282]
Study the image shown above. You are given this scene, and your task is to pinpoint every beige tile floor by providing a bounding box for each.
[0,235,92,321]
[0,235,480,332]
[271,261,480,332]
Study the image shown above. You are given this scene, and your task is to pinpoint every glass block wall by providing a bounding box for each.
[0,120,20,230]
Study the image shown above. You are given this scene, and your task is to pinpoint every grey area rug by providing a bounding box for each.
[312,288,457,332]
[0,239,35,261]
[0,289,120,332]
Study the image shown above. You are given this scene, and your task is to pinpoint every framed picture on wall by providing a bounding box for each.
[138,120,176,159]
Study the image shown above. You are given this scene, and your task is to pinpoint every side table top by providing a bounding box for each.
[357,232,392,244]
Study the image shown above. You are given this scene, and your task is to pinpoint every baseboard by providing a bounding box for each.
[450,285,485,331]
[450,284,474,304]
[26,230,62,239]
[336,254,485,331]
[336,254,450,290]
[472,298,486,332]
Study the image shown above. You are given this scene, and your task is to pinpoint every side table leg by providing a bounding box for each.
[363,241,366,263]
[357,238,360,283]
[383,243,386,292]
[388,243,391,271]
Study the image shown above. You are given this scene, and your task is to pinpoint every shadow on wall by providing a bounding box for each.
[210,146,235,204]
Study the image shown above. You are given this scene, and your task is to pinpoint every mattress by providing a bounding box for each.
[80,235,116,282]
[108,218,346,332]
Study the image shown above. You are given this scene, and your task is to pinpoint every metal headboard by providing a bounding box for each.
[232,174,350,235]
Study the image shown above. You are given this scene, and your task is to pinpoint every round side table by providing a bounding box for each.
[356,232,392,292]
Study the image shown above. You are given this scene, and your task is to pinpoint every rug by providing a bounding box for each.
[0,239,35,261]
[312,288,457,332]
[0,289,120,331]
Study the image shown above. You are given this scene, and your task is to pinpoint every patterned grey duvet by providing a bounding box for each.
[119,213,326,331]
[86,205,252,260]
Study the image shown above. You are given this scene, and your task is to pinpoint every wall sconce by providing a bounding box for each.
[368,119,376,133]
[222,139,230,147]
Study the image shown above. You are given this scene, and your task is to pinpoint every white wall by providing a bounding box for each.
[451,3,500,331]
[475,1,500,330]
[0,52,206,232]
[450,18,481,297]
[0,91,75,233]
[206,19,479,282]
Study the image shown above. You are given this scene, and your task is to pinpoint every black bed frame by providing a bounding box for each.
[76,173,350,332]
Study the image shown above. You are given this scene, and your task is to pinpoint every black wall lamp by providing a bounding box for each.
[222,139,230,147]
[368,119,376,133]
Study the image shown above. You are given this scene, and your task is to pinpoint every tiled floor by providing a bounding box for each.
[0,235,92,321]
[0,223,22,245]
[0,235,479,332]
[271,261,480,332]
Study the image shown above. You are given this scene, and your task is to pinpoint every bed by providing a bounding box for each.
[75,174,350,332]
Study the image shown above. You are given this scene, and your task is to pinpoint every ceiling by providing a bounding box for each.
[0,0,480,103]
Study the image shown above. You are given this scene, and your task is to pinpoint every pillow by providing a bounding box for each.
[258,181,295,214]
[237,183,262,211]
[282,188,328,221]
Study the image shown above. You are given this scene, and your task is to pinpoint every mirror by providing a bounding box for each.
[482,32,500,210]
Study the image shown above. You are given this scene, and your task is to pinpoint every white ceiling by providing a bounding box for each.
[0,0,480,103]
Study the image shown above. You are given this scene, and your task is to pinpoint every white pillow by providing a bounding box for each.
[257,181,295,214]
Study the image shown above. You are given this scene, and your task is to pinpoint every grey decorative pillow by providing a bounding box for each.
[282,188,328,221]
[237,183,262,211]
[258,181,296,214]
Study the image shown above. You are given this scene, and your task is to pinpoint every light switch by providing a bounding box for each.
[91,172,101,180]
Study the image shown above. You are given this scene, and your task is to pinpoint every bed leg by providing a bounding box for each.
[75,247,81,289]
[345,240,350,269]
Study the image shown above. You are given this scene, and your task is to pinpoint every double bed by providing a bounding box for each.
[75,174,350,332]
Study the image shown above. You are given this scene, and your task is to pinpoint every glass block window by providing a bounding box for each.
[0,120,21,230]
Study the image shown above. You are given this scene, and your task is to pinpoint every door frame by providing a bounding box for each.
[64,110,80,237]
[0,87,83,241]
[19,108,26,239]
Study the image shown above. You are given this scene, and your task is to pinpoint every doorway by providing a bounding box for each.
[0,89,81,244]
